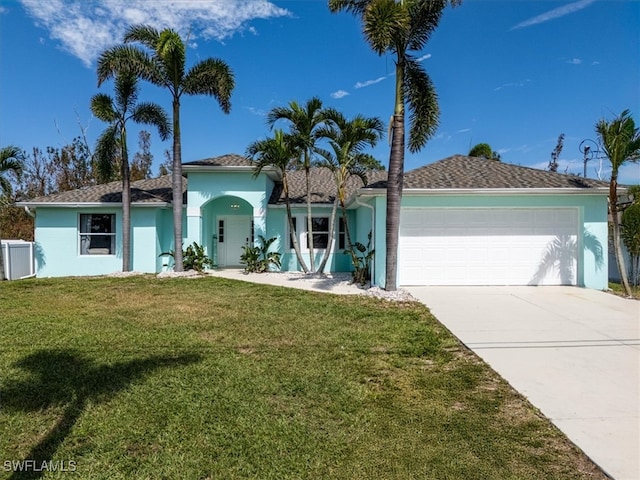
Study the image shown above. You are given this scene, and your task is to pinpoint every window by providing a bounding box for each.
[310,217,329,249]
[79,214,115,255]
[218,219,224,243]
[338,217,346,250]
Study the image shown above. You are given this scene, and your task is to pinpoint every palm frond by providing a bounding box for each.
[90,93,117,123]
[97,45,161,86]
[404,57,439,152]
[131,103,172,141]
[406,0,448,52]
[124,24,160,50]
[363,0,407,55]
[596,109,640,173]
[114,72,139,113]
[94,125,119,182]
[183,58,235,113]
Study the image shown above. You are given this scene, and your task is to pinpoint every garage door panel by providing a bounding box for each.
[399,208,579,286]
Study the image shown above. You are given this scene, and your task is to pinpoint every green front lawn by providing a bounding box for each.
[1,276,605,479]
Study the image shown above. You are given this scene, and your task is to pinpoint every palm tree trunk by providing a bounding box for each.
[284,174,309,273]
[318,197,338,273]
[385,62,406,291]
[305,164,316,273]
[121,128,131,272]
[172,98,184,271]
[610,178,632,295]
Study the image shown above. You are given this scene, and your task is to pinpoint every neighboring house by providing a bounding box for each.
[19,154,611,290]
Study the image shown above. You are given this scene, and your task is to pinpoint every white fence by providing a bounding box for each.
[1,240,36,280]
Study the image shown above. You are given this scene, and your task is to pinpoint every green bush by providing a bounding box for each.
[161,242,214,273]
[240,235,281,273]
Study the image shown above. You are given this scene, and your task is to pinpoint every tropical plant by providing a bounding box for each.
[469,142,501,161]
[91,72,170,272]
[329,0,461,290]
[267,97,330,273]
[350,231,375,285]
[161,242,213,273]
[595,109,640,296]
[315,110,384,273]
[247,130,309,273]
[240,235,282,273]
[97,25,235,271]
[0,145,25,281]
[0,146,24,199]
[621,198,640,286]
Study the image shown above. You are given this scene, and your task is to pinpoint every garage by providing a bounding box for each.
[398,207,579,286]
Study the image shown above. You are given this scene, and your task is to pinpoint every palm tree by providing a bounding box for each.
[0,145,25,281]
[316,111,384,273]
[596,109,640,296]
[267,97,329,273]
[97,25,234,271]
[329,0,460,290]
[91,72,170,272]
[246,130,309,273]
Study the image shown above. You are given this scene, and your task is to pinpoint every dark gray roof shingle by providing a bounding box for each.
[22,175,185,205]
[268,168,388,204]
[183,153,252,167]
[394,155,609,190]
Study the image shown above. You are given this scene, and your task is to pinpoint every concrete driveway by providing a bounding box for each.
[407,286,639,480]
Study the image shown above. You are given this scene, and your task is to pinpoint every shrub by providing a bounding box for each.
[240,235,281,273]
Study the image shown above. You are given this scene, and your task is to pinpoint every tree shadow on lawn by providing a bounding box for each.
[1,349,202,480]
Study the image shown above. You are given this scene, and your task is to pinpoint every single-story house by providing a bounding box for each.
[18,154,611,289]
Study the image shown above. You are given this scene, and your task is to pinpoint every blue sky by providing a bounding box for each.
[1,0,639,184]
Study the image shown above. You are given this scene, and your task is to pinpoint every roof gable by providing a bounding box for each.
[182,153,252,168]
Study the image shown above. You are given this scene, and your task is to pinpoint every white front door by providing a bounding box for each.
[217,216,251,267]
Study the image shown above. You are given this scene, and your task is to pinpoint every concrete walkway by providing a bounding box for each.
[407,286,640,480]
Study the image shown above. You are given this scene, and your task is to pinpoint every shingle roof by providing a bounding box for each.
[183,153,252,167]
[268,168,388,204]
[21,175,185,205]
[366,155,609,190]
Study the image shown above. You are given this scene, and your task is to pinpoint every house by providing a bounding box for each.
[19,154,611,290]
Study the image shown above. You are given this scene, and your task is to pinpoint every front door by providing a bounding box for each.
[217,216,251,267]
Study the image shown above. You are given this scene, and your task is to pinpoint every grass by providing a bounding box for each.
[608,281,640,299]
[1,276,607,479]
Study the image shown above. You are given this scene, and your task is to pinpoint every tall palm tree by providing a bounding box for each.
[91,72,170,272]
[329,0,460,290]
[0,145,25,281]
[246,130,309,273]
[267,97,329,273]
[97,25,234,271]
[315,111,384,273]
[596,109,640,296]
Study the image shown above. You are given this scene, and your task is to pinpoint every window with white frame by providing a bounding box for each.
[310,217,330,249]
[79,214,115,255]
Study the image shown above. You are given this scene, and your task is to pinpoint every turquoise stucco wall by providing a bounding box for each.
[370,193,609,290]
[185,171,271,254]
[267,206,353,273]
[34,208,123,277]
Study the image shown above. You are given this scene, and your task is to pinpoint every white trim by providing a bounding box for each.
[357,187,609,198]
[17,202,173,209]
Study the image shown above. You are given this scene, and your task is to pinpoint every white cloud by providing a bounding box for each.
[354,76,386,89]
[591,60,600,66]
[19,0,291,67]
[566,58,582,65]
[456,128,471,134]
[494,79,531,91]
[330,90,349,99]
[511,0,596,30]
[244,106,266,116]
[416,53,431,62]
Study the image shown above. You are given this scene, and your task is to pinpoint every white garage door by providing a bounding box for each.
[398,208,579,286]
